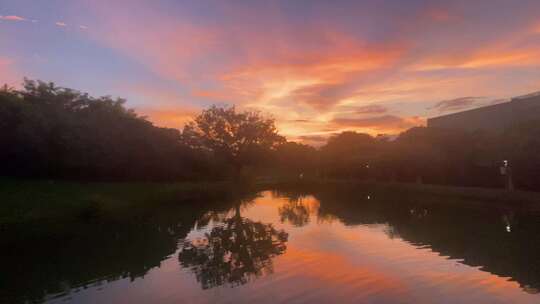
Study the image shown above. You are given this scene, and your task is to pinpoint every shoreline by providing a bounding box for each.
[2,178,540,225]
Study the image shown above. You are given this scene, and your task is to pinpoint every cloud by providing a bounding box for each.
[412,49,540,71]
[191,89,235,102]
[332,115,424,133]
[63,0,540,138]
[430,96,484,112]
[135,107,197,129]
[55,22,67,27]
[354,105,388,114]
[297,134,330,146]
[221,43,405,111]
[114,82,202,129]
[79,25,88,30]
[298,135,328,143]
[0,15,26,21]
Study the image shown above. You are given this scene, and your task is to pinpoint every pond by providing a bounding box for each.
[3,186,540,303]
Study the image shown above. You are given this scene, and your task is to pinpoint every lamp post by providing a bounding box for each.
[500,160,514,191]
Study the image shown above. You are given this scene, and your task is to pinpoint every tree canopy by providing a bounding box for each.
[0,79,204,181]
[182,105,285,173]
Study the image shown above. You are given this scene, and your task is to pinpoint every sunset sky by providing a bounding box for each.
[2,0,540,144]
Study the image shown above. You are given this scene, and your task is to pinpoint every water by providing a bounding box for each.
[3,187,540,303]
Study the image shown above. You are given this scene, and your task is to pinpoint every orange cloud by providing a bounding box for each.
[331,115,425,133]
[76,0,540,140]
[136,107,197,129]
[116,83,199,128]
[221,42,405,110]
[55,22,67,27]
[191,89,235,101]
[354,105,388,114]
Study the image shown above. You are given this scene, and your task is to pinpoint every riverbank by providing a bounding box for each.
[260,179,540,210]
[0,179,244,225]
[3,178,540,225]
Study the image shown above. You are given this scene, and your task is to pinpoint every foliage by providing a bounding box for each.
[182,105,285,174]
[502,121,540,190]
[0,79,207,181]
[274,141,318,178]
[320,131,380,179]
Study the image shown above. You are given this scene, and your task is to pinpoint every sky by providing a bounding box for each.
[2,0,540,144]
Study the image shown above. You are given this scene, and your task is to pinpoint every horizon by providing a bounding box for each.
[2,0,540,144]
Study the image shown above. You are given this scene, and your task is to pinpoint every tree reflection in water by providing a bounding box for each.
[273,190,320,227]
[179,203,288,289]
[279,198,311,227]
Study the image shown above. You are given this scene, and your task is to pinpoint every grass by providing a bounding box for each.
[260,178,540,209]
[0,179,238,225]
[3,177,540,225]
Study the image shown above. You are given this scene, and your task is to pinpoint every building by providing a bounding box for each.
[427,92,540,132]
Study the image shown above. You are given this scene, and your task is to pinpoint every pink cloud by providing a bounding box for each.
[0,15,26,21]
[55,22,67,27]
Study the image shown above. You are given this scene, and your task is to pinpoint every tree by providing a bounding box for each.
[274,141,318,178]
[0,79,205,181]
[502,120,540,190]
[319,131,379,179]
[182,105,285,176]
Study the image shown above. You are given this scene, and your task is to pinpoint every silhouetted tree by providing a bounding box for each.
[182,105,285,176]
[274,141,318,178]
[320,131,379,179]
[393,127,502,187]
[502,120,540,190]
[0,79,207,181]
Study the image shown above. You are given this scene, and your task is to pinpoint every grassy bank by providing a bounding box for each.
[3,178,540,225]
[0,179,242,225]
[261,178,540,210]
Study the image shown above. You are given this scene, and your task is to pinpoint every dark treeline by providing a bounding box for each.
[313,123,540,191]
[0,80,208,181]
[1,79,540,190]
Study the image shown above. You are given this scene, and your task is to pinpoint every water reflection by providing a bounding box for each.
[179,202,288,289]
[2,185,540,303]
[306,185,540,294]
[278,197,312,227]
